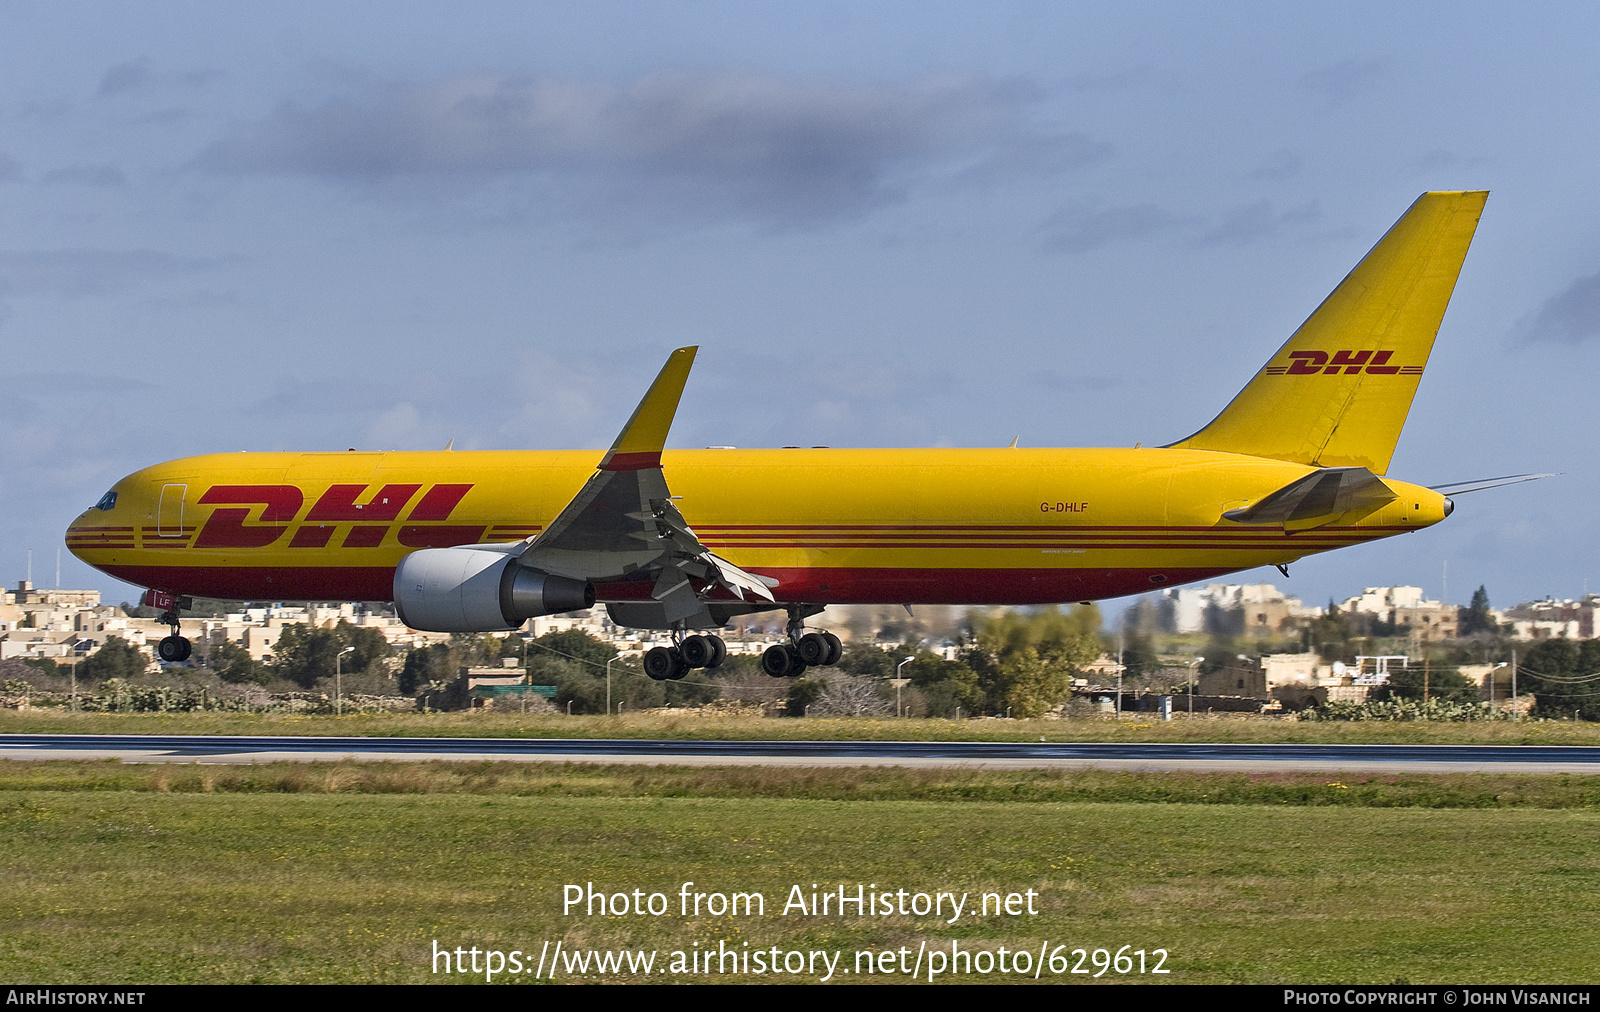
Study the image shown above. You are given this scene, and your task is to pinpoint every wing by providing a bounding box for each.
[517,346,775,624]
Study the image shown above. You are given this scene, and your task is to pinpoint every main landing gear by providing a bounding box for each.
[643,632,728,681]
[761,607,843,679]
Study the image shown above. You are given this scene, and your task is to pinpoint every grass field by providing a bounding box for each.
[3,761,1599,985]
[5,707,1600,745]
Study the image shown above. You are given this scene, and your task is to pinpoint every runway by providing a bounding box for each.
[4,734,1600,773]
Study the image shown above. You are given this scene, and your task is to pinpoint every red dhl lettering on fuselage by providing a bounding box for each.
[189,482,486,549]
[1262,351,1423,376]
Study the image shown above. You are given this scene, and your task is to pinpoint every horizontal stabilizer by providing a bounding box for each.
[1224,467,1396,530]
[1426,473,1558,496]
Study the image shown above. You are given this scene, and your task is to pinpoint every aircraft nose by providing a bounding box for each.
[65,488,137,559]
[1444,497,1455,517]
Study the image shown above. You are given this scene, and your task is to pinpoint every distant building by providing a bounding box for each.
[1160,584,1321,636]
[1502,596,1600,640]
[1198,651,1369,707]
[4,582,101,608]
[1339,586,1459,639]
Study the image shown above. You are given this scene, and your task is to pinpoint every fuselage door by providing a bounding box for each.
[158,483,187,538]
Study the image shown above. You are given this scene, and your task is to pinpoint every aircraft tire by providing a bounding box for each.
[762,644,801,678]
[680,635,713,668]
[706,635,727,670]
[158,636,188,663]
[822,631,843,666]
[797,633,832,667]
[644,646,680,681]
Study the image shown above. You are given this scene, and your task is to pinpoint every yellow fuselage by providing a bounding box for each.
[66,447,1448,606]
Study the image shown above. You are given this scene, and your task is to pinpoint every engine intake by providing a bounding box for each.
[393,547,594,632]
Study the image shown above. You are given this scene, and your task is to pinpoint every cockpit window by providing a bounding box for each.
[94,490,117,511]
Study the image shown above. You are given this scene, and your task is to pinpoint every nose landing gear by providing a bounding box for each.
[143,589,194,664]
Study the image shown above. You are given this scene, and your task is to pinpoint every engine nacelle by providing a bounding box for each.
[393,548,595,632]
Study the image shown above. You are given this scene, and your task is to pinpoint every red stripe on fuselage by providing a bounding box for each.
[97,563,1245,608]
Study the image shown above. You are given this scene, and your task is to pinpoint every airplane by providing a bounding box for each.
[66,190,1523,681]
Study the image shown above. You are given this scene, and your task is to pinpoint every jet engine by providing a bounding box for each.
[393,547,594,632]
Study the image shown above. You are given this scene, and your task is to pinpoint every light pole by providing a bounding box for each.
[335,646,354,715]
[606,655,619,715]
[1489,661,1507,705]
[1187,657,1205,715]
[895,656,913,716]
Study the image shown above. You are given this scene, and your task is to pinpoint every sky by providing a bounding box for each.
[2,1,1596,619]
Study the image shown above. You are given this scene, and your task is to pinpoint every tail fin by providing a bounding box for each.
[1167,191,1488,474]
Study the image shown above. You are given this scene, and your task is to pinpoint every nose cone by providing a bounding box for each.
[65,482,137,566]
[1444,496,1455,517]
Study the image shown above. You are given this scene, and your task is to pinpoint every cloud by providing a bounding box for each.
[957,131,1112,185]
[246,376,397,418]
[0,249,213,298]
[1298,58,1387,106]
[1197,199,1317,247]
[197,69,1083,224]
[97,58,218,98]
[1040,203,1188,253]
[41,164,126,187]
[1523,272,1600,343]
[1250,150,1302,181]
[99,59,153,98]
[0,372,155,395]
[1061,68,1150,92]
[1027,369,1120,392]
[1415,148,1485,175]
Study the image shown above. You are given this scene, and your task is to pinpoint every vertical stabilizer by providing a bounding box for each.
[1167,191,1487,474]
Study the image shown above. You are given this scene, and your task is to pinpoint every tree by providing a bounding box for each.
[399,643,454,696]
[809,676,893,717]
[786,677,827,716]
[208,641,268,685]
[837,643,895,678]
[1519,638,1600,719]
[271,621,392,689]
[1459,586,1496,637]
[1118,629,1160,682]
[77,636,148,681]
[1375,661,1476,704]
[969,605,1101,716]
[526,629,617,669]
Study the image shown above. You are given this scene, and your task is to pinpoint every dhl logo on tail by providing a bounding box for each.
[1263,350,1423,376]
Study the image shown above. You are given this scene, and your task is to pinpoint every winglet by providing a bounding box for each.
[599,347,698,472]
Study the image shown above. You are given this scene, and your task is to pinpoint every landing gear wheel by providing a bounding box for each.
[705,635,727,670]
[821,631,843,667]
[644,646,681,681]
[158,635,191,663]
[762,644,807,678]
[680,635,714,668]
[797,632,832,667]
